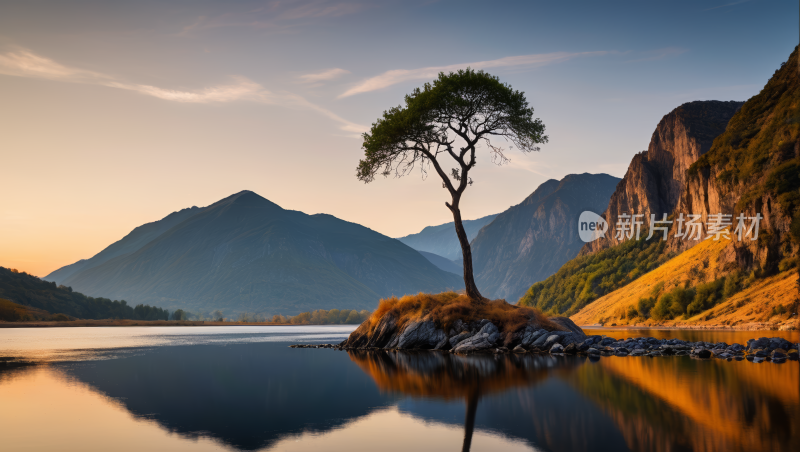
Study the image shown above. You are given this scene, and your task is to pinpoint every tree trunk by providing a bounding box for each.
[450,203,484,300]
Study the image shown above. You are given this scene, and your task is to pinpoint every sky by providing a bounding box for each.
[0,0,797,277]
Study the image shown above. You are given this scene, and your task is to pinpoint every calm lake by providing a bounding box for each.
[1,326,798,452]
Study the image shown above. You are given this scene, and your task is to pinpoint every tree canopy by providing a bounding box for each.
[357,69,547,300]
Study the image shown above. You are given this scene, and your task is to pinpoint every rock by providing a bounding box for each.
[772,351,786,359]
[755,350,768,358]
[550,343,565,354]
[518,327,547,347]
[696,349,712,358]
[542,335,562,349]
[630,349,646,356]
[452,322,501,353]
[449,331,474,347]
[587,348,601,355]
[616,347,629,354]
[548,317,586,335]
[513,345,527,353]
[433,336,450,350]
[397,319,445,349]
[563,343,578,354]
[532,332,551,348]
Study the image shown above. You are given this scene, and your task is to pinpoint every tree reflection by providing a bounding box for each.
[348,350,578,451]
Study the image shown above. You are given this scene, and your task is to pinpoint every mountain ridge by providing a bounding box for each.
[49,191,462,315]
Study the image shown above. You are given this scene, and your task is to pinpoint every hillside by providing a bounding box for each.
[471,173,620,301]
[555,47,800,327]
[518,237,670,315]
[570,237,798,330]
[45,206,202,284]
[53,191,463,315]
[0,267,168,320]
[677,46,800,272]
[397,213,497,260]
[418,251,461,275]
[0,298,56,321]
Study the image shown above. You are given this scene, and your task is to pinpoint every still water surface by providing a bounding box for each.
[1,326,797,452]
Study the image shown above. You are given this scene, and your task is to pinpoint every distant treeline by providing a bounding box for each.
[166,308,372,324]
[0,267,169,320]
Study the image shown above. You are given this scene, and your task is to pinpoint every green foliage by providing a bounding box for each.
[770,304,788,317]
[0,267,168,320]
[642,273,741,321]
[722,270,743,298]
[637,297,657,319]
[518,238,668,315]
[358,68,547,184]
[689,47,800,218]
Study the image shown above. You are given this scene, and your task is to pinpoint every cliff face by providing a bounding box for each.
[674,47,800,273]
[582,101,743,254]
[471,173,620,301]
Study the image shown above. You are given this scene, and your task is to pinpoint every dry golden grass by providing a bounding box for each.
[570,237,799,329]
[369,291,560,333]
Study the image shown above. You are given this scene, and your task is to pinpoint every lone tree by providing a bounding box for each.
[357,69,547,300]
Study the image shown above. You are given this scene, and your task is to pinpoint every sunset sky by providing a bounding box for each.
[1,0,797,277]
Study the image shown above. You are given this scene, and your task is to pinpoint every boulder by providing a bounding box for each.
[452,322,501,353]
[397,320,446,349]
[550,343,565,354]
[548,316,586,335]
[542,335,562,349]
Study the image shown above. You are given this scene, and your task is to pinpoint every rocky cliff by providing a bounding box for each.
[471,173,620,301]
[674,47,800,274]
[582,100,743,254]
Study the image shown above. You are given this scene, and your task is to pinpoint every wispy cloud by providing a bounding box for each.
[298,68,350,84]
[338,51,612,98]
[702,0,754,12]
[179,0,365,35]
[0,49,365,133]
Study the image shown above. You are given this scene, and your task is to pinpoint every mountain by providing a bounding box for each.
[49,191,463,315]
[471,173,621,301]
[582,100,744,255]
[417,251,461,275]
[397,213,498,260]
[0,266,168,320]
[44,206,202,285]
[523,47,800,326]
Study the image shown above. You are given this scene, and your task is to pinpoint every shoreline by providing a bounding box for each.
[581,324,798,332]
[0,319,358,328]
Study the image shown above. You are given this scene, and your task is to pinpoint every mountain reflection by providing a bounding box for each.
[43,342,799,452]
[579,357,799,452]
[351,351,799,452]
[55,343,398,451]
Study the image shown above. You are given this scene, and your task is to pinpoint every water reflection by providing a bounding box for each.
[53,343,395,450]
[0,332,797,452]
[351,351,799,452]
[349,351,580,451]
